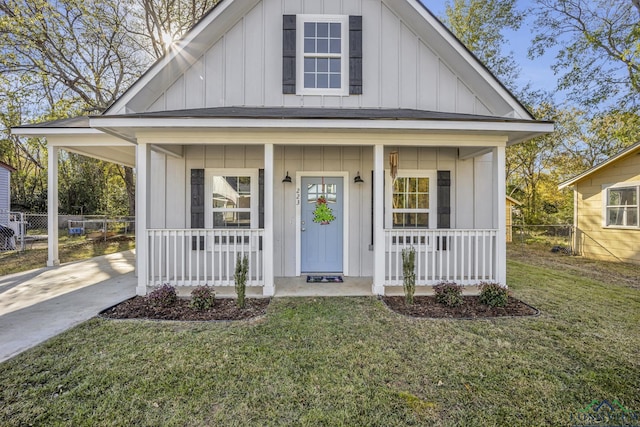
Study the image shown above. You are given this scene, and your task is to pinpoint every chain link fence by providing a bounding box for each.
[510,224,574,254]
[0,211,135,252]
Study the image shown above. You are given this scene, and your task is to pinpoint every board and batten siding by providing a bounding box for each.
[574,152,640,264]
[139,0,495,115]
[147,141,493,277]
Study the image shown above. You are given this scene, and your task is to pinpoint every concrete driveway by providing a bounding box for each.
[0,250,136,363]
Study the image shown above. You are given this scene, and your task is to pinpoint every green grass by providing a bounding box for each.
[0,237,135,276]
[0,259,639,426]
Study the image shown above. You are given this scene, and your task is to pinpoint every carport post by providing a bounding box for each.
[47,145,60,266]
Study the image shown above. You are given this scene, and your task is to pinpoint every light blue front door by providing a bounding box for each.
[301,177,343,273]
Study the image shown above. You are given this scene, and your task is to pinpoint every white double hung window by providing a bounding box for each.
[385,171,437,229]
[604,183,639,228]
[205,169,258,229]
[297,15,348,95]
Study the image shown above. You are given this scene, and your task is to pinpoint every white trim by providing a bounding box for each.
[204,168,259,230]
[11,128,103,136]
[136,143,151,296]
[264,144,274,296]
[89,117,553,133]
[385,170,437,229]
[601,182,640,229]
[295,171,350,276]
[372,145,385,294]
[494,146,507,285]
[296,15,349,96]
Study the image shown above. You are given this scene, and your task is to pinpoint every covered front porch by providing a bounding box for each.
[12,108,554,297]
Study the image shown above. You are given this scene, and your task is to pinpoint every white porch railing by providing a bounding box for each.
[146,229,264,287]
[385,229,498,285]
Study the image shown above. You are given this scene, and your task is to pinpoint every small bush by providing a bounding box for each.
[479,283,509,307]
[235,253,249,309]
[190,286,215,311]
[434,282,464,307]
[401,247,416,305]
[147,284,178,308]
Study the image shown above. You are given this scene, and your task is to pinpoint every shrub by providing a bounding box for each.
[190,286,215,311]
[479,283,509,307]
[401,247,416,305]
[234,253,249,309]
[148,284,178,308]
[434,282,463,307]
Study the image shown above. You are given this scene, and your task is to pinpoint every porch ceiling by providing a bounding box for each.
[63,145,136,168]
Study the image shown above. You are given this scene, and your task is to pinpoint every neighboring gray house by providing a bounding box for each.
[13,0,553,295]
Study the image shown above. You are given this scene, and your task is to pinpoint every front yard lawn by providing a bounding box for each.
[0,257,638,426]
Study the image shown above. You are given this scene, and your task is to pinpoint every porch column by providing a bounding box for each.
[136,143,151,296]
[493,146,507,285]
[263,143,275,296]
[47,145,59,266]
[372,144,385,294]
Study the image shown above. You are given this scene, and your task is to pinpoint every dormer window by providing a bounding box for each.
[298,15,348,95]
[282,15,362,96]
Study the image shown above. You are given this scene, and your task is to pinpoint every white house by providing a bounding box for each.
[13,0,553,296]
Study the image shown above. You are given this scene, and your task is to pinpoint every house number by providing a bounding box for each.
[296,188,300,205]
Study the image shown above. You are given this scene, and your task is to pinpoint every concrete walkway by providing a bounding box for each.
[0,250,136,363]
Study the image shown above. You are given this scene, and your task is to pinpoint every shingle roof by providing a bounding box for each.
[559,141,640,189]
[14,107,551,130]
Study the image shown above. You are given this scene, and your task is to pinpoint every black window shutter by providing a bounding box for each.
[437,171,451,229]
[191,169,205,250]
[349,16,363,95]
[282,15,296,94]
[258,169,264,229]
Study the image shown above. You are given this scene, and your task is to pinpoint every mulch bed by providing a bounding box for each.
[382,296,539,319]
[99,297,270,321]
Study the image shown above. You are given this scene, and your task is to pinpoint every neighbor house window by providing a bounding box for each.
[385,171,437,229]
[604,184,639,228]
[297,15,348,95]
[205,170,258,229]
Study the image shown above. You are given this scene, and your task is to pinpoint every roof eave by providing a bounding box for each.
[559,141,640,189]
[11,127,102,137]
[89,116,553,133]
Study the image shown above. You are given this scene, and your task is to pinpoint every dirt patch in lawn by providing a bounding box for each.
[382,296,538,319]
[100,297,270,321]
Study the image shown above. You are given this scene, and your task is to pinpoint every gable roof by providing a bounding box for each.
[104,0,536,120]
[506,195,521,205]
[559,141,640,189]
[0,161,16,173]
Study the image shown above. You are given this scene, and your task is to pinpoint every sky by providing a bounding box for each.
[421,0,562,101]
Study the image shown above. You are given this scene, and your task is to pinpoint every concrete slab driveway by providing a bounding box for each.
[0,250,136,363]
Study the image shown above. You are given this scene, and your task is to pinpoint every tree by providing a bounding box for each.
[125,0,219,60]
[0,0,144,113]
[530,0,640,109]
[0,0,219,215]
[443,0,525,90]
